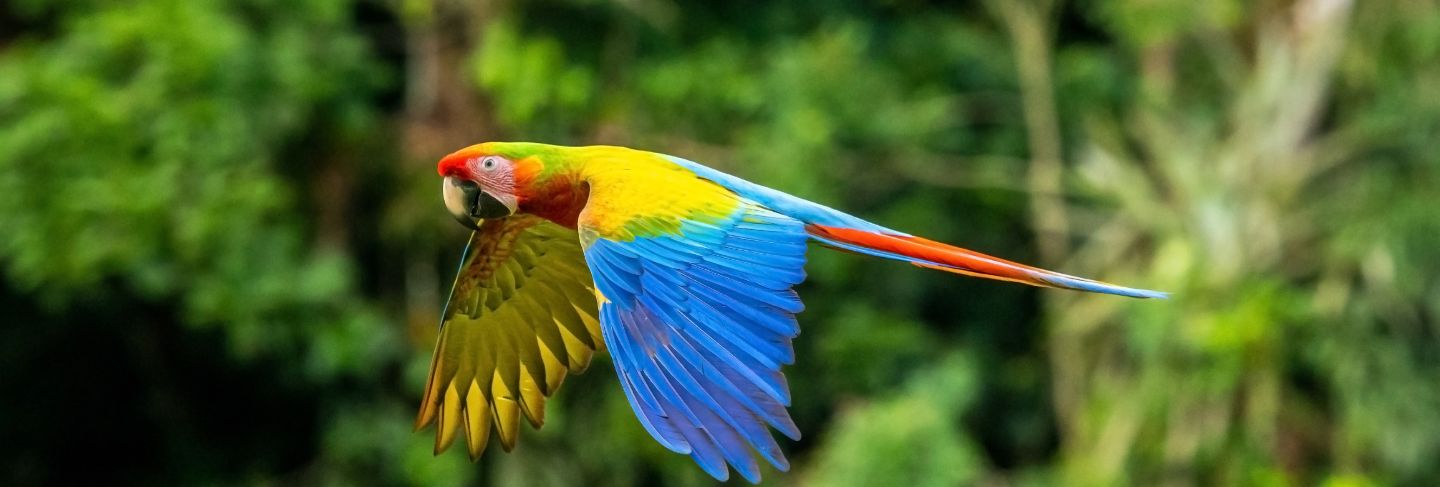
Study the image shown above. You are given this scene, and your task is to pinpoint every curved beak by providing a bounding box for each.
[443,176,516,230]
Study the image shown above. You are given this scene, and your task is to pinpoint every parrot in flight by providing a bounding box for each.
[418,142,1164,482]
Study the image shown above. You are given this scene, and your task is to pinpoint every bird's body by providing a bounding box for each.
[423,142,1164,482]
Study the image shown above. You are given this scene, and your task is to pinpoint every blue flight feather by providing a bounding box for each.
[582,201,808,482]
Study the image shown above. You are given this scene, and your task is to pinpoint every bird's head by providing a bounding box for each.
[437,145,519,230]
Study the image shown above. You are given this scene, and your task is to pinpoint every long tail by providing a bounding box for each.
[656,153,1165,299]
[806,224,1167,299]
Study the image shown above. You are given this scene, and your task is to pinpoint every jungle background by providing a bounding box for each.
[3,0,1438,485]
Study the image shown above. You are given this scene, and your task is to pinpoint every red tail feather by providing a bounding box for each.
[806,224,1166,299]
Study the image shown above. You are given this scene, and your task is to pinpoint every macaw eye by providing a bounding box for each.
[481,157,497,171]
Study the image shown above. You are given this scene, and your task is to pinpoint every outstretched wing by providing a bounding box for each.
[578,160,808,483]
[417,215,602,460]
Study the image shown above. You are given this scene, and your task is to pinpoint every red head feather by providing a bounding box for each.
[437,145,488,177]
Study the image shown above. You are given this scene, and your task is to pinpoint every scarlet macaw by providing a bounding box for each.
[419,142,1163,482]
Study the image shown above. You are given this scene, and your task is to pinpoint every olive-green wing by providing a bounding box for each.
[416,215,602,460]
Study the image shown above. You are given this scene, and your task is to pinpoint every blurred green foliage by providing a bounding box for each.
[1,0,1437,486]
